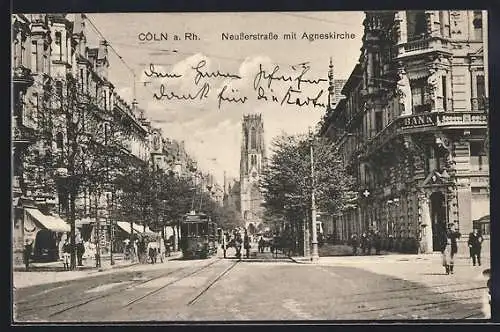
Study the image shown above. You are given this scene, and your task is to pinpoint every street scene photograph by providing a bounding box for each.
[11,10,491,322]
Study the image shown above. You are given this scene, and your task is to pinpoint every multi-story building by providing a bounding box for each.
[11,13,153,263]
[320,10,489,255]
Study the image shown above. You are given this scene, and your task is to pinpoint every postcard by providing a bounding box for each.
[11,10,491,322]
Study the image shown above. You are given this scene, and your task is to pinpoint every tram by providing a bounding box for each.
[180,212,218,259]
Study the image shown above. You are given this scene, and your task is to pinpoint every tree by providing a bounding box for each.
[35,72,133,270]
[260,133,356,255]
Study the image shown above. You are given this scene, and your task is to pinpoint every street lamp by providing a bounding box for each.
[106,191,114,266]
[309,130,319,262]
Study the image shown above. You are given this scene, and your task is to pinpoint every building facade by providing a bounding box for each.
[320,10,489,254]
[11,14,153,263]
[240,114,266,232]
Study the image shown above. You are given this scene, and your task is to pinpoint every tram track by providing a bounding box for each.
[187,259,240,306]
[40,258,221,319]
[123,259,240,308]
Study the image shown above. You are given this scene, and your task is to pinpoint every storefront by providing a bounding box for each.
[24,208,70,262]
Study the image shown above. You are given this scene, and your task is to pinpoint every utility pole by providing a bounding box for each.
[310,131,319,262]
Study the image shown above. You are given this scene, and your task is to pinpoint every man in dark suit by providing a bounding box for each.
[468,228,484,266]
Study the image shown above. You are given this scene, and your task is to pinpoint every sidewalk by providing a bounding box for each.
[291,252,490,288]
[13,251,182,289]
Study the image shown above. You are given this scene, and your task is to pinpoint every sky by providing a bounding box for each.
[86,12,365,185]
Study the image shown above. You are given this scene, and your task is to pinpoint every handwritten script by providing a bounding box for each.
[147,60,328,109]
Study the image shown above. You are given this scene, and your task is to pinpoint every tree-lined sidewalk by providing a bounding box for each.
[260,133,357,255]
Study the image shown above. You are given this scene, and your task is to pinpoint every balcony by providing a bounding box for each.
[12,65,34,87]
[13,176,22,195]
[361,111,488,157]
[395,37,452,60]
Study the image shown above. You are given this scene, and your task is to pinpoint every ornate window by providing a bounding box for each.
[470,141,487,171]
[411,78,430,113]
[250,127,257,149]
[55,31,62,61]
[473,11,483,41]
[476,75,486,108]
[31,41,38,72]
[407,11,427,41]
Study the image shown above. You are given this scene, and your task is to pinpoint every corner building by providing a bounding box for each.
[321,10,489,254]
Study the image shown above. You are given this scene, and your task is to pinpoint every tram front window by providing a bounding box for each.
[189,223,198,236]
[199,222,208,236]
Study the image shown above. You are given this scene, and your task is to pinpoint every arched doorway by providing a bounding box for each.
[430,191,446,251]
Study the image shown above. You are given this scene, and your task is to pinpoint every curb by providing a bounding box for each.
[239,258,295,263]
[94,261,140,273]
[289,257,316,264]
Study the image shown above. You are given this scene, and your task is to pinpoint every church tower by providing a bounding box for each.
[240,114,266,233]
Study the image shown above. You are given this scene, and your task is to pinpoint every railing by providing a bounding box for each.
[438,112,487,126]
[13,176,22,193]
[359,111,487,157]
[12,65,34,85]
[395,37,450,59]
[404,39,429,52]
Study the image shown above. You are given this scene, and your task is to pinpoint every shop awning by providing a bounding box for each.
[115,222,155,234]
[116,221,133,234]
[26,208,70,233]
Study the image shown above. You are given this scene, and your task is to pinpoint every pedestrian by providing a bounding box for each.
[221,232,227,258]
[164,237,171,257]
[244,230,251,258]
[468,228,484,266]
[365,231,372,255]
[62,239,71,271]
[76,234,85,266]
[258,236,264,253]
[23,239,33,271]
[350,233,359,255]
[441,222,461,274]
[235,233,242,259]
[388,234,394,251]
[360,233,367,255]
[373,230,382,255]
[147,242,156,264]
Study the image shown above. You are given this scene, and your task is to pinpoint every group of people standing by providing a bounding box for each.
[221,229,251,259]
[348,223,485,275]
[349,230,382,255]
[124,237,172,264]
